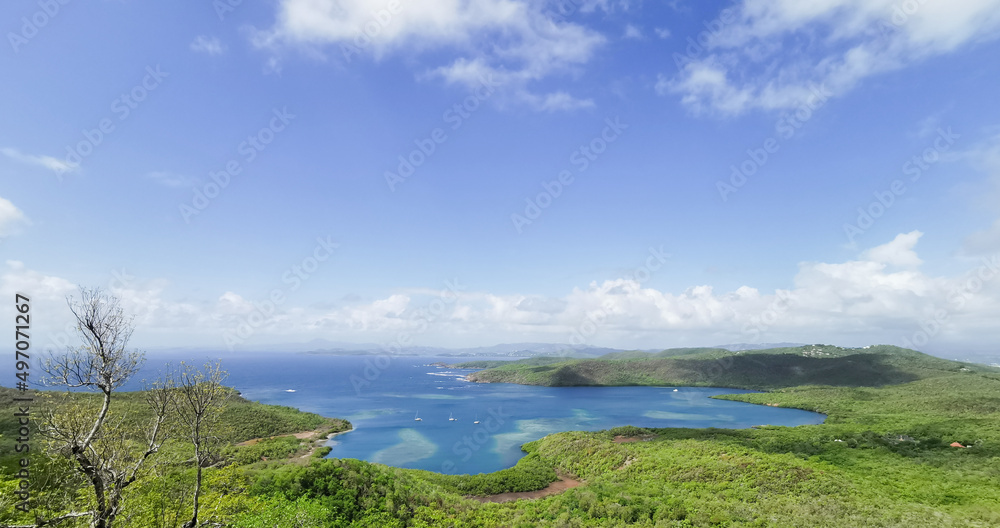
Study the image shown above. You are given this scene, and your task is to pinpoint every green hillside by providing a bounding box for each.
[4,345,1000,527]
[463,345,996,389]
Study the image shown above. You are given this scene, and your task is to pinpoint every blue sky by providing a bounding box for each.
[2,0,1000,356]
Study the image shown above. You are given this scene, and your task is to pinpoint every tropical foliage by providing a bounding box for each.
[3,345,1000,527]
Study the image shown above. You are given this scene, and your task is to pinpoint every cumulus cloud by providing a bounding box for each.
[322,232,1000,351]
[0,261,216,353]
[253,0,605,111]
[0,261,75,301]
[661,0,1000,115]
[214,231,1000,352]
[0,196,29,238]
[862,230,924,268]
[0,261,78,352]
[6,233,1000,353]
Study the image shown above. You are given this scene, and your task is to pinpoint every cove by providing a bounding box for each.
[172,353,827,475]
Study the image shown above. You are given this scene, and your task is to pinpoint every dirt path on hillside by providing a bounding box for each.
[470,474,583,503]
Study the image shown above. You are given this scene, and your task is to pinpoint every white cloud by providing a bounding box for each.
[964,219,1000,256]
[2,147,77,174]
[654,27,671,39]
[862,230,923,268]
[190,35,226,56]
[523,91,595,112]
[662,0,1000,115]
[113,278,205,331]
[0,262,78,352]
[0,196,29,238]
[146,171,197,188]
[221,231,1000,352]
[0,261,216,353]
[0,261,75,301]
[623,24,643,40]
[656,62,752,115]
[254,0,605,111]
[216,291,254,314]
[957,133,1000,255]
[7,233,1000,353]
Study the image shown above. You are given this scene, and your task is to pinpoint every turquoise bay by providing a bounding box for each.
[147,353,826,475]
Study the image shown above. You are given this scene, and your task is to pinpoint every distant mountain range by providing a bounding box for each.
[146,339,1000,367]
[299,341,623,358]
[712,342,807,351]
[149,339,624,358]
[297,341,811,358]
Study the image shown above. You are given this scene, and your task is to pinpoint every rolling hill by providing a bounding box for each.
[461,344,999,390]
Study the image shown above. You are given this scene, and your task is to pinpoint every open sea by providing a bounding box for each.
[127,353,825,475]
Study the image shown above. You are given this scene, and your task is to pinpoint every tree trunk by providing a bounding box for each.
[183,440,202,528]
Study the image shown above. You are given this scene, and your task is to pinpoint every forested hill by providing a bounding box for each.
[461,344,999,389]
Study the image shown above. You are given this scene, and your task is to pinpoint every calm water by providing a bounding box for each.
[131,353,825,475]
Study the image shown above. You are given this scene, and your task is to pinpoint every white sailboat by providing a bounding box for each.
[448,412,456,421]
[474,413,480,424]
[414,412,422,421]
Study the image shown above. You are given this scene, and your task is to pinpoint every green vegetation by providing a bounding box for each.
[4,344,1000,527]
[464,344,995,389]
[219,398,346,442]
[416,452,558,496]
[450,356,573,369]
[0,388,346,465]
[0,386,350,528]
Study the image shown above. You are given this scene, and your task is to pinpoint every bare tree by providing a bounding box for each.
[171,362,230,528]
[36,288,171,528]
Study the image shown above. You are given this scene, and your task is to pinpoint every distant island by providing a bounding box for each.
[456,344,995,390]
[299,341,627,358]
[176,337,1000,366]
